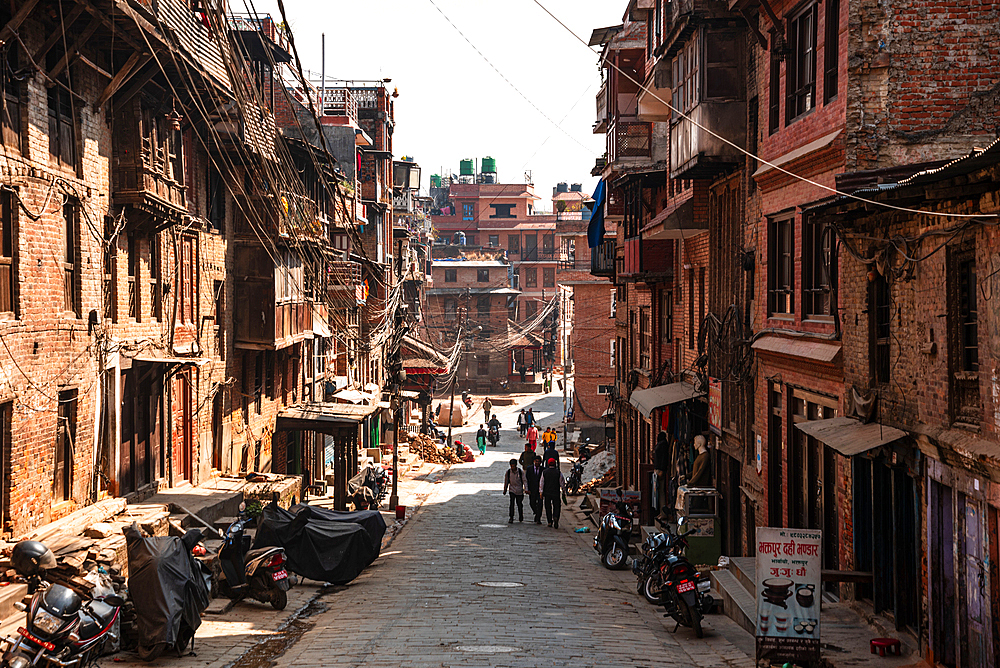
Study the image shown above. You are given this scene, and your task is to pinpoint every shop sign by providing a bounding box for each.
[755,527,821,664]
[708,377,722,435]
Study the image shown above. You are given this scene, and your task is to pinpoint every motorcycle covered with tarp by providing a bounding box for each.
[124,524,211,661]
[251,503,378,585]
[289,504,387,555]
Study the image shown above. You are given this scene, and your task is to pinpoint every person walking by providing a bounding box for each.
[526,423,539,451]
[542,440,560,466]
[476,424,488,456]
[516,409,527,437]
[541,458,566,528]
[519,442,535,471]
[482,397,493,418]
[503,459,527,523]
[526,408,535,427]
[525,455,544,524]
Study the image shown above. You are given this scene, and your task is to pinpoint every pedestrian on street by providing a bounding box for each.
[503,459,527,523]
[518,365,526,383]
[541,458,566,528]
[526,408,535,427]
[517,409,527,436]
[527,424,539,451]
[483,397,493,417]
[476,424,488,455]
[519,442,535,470]
[525,455,544,523]
[542,441,559,466]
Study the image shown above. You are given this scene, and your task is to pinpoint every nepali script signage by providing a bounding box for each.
[755,527,821,665]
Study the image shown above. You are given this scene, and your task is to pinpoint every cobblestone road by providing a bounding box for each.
[270,392,754,668]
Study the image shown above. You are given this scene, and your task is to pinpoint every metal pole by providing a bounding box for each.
[320,33,325,113]
[389,393,399,510]
[446,326,460,452]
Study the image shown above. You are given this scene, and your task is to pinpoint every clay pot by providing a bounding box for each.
[796,584,815,607]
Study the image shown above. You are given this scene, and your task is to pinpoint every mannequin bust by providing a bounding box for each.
[689,435,712,487]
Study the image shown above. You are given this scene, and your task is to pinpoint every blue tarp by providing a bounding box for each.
[587,179,606,248]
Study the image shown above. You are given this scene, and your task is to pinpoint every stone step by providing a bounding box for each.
[709,567,756,635]
[729,556,756,595]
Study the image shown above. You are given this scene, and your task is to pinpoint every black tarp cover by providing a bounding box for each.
[252,504,377,584]
[125,524,210,647]
[290,504,387,554]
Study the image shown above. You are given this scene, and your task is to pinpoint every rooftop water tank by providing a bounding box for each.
[570,183,582,192]
[459,159,474,176]
[482,156,497,174]
[430,174,441,189]
[556,182,569,193]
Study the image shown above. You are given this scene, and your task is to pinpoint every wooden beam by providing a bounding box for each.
[32,4,86,64]
[113,61,159,109]
[72,0,149,54]
[47,17,101,83]
[739,8,768,49]
[76,52,111,79]
[95,51,149,108]
[0,0,41,46]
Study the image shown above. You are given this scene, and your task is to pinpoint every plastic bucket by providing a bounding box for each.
[396,505,406,520]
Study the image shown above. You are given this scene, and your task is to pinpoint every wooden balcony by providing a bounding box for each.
[609,120,651,162]
[233,245,315,350]
[595,83,608,134]
[591,239,616,278]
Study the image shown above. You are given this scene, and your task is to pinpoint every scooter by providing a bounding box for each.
[594,500,633,569]
[462,391,473,410]
[658,517,712,638]
[632,528,684,604]
[198,504,291,610]
[0,540,125,668]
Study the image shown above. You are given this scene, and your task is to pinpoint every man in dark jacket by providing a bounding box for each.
[542,442,560,466]
[519,442,535,471]
[541,458,566,528]
[525,455,545,524]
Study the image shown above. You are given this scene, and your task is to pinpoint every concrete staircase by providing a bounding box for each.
[709,556,756,635]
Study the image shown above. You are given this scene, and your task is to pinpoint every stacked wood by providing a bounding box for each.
[408,434,464,464]
[579,466,616,494]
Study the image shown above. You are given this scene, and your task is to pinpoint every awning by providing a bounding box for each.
[333,388,375,404]
[130,355,210,367]
[629,381,705,418]
[601,407,615,418]
[751,335,841,364]
[276,402,379,434]
[312,317,332,338]
[794,417,907,457]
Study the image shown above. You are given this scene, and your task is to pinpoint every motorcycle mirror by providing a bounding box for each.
[677,516,686,526]
[239,501,247,512]
[103,595,126,607]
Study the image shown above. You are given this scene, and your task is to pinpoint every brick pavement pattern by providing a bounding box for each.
[272,393,754,668]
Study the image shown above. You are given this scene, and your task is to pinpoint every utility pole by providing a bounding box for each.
[562,290,568,450]
[446,324,461,453]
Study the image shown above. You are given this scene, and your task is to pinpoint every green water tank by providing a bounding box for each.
[482,156,496,174]
[430,174,441,189]
[459,159,474,176]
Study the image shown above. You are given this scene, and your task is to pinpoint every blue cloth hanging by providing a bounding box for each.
[587,179,606,248]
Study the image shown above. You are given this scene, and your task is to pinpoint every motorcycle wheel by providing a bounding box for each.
[137,643,167,662]
[271,587,287,610]
[678,598,704,638]
[602,541,627,569]
[643,572,664,605]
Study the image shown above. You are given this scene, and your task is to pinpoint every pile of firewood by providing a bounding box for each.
[408,434,464,464]
[579,466,616,494]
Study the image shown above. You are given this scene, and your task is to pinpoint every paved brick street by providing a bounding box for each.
[268,393,754,668]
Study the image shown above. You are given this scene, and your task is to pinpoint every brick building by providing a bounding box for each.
[0,0,415,535]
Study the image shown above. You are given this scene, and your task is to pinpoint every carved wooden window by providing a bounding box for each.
[768,216,794,315]
[179,234,198,323]
[47,85,75,168]
[1,44,21,151]
[803,217,835,317]
[949,245,980,426]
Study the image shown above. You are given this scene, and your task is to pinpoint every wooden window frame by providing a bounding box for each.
[768,216,794,316]
[802,216,835,318]
[179,234,198,324]
[477,268,489,283]
[785,2,818,124]
[524,267,537,288]
[823,0,840,104]
[47,84,76,170]
[444,268,457,283]
[869,273,890,385]
[0,190,15,316]
[62,200,80,317]
[542,267,555,288]
[1,44,21,152]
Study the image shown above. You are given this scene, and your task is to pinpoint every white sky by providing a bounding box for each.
[247,0,623,209]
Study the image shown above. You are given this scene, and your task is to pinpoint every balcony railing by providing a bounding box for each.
[227,14,289,53]
[609,120,651,161]
[328,260,362,289]
[320,87,358,124]
[591,239,616,278]
[595,83,608,134]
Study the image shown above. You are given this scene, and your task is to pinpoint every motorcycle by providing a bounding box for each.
[487,424,500,447]
[658,517,713,638]
[594,500,633,569]
[566,459,585,495]
[631,529,683,604]
[0,541,124,668]
[462,391,473,410]
[196,504,291,610]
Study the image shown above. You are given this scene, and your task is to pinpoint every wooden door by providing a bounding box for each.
[929,480,956,667]
[966,499,988,666]
[212,393,223,471]
[988,505,1000,667]
[119,370,135,495]
[178,371,193,482]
